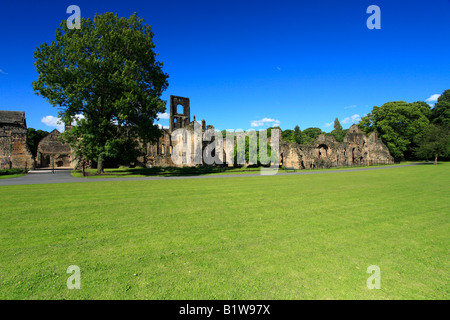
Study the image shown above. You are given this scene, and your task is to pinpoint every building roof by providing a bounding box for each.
[0,111,26,125]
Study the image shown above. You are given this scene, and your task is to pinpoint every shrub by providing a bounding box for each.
[0,168,28,176]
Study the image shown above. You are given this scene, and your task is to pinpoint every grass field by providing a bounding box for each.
[0,174,26,180]
[0,163,448,299]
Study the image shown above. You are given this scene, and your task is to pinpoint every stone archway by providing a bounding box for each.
[318,144,328,159]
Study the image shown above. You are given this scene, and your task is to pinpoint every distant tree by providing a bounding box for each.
[430,89,450,128]
[27,128,49,158]
[414,124,450,164]
[358,101,431,159]
[333,118,343,131]
[32,13,168,174]
[330,118,345,142]
[293,125,302,144]
[301,127,324,144]
[282,129,295,142]
[221,130,228,138]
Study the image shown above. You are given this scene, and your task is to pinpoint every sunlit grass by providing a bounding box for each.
[0,163,448,299]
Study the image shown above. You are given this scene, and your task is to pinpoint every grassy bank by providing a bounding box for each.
[0,163,448,299]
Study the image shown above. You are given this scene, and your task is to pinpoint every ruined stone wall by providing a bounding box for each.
[36,130,74,168]
[279,125,394,169]
[0,120,34,170]
[143,121,223,168]
[140,129,174,167]
[143,123,396,170]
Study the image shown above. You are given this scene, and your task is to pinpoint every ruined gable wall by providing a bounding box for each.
[36,130,74,168]
[0,122,34,170]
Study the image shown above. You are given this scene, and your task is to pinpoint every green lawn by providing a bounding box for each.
[0,163,448,299]
[0,174,26,180]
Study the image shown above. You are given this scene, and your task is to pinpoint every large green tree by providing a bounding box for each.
[414,124,450,164]
[358,101,431,159]
[33,13,169,173]
[430,89,450,128]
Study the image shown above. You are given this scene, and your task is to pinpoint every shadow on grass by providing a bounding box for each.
[81,166,263,177]
[78,161,445,178]
[414,161,442,166]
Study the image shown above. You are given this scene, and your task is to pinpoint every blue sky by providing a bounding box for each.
[0,0,449,132]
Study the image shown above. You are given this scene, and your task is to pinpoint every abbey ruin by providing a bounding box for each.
[0,111,35,170]
[279,126,394,169]
[0,96,394,171]
[143,96,394,169]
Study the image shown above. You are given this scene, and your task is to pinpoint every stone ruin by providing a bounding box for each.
[279,125,394,169]
[36,129,74,168]
[0,111,34,170]
[144,96,393,168]
[142,95,215,167]
[0,98,394,170]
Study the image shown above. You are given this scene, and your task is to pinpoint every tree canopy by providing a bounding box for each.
[33,12,169,173]
[330,118,345,142]
[358,101,431,159]
[293,125,302,144]
[333,118,343,131]
[301,127,324,144]
[430,89,450,128]
[414,124,450,164]
[281,129,295,142]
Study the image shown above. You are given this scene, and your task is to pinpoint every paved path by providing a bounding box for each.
[0,163,429,186]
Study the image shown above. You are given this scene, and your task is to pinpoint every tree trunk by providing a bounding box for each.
[434,154,438,165]
[82,160,86,177]
[97,156,104,174]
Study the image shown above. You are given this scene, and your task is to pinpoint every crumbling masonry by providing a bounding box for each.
[0,97,393,170]
[279,125,394,169]
[0,111,34,170]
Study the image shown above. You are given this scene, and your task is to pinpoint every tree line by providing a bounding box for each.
[358,90,449,163]
[270,89,449,163]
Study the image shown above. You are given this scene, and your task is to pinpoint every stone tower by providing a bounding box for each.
[169,95,190,132]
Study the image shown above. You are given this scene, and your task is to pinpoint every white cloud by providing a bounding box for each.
[276,66,281,71]
[72,114,84,124]
[157,124,169,129]
[341,114,361,125]
[0,69,7,75]
[250,117,280,127]
[344,104,357,109]
[324,122,333,127]
[157,112,170,120]
[41,115,64,132]
[425,94,441,102]
[41,114,84,131]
